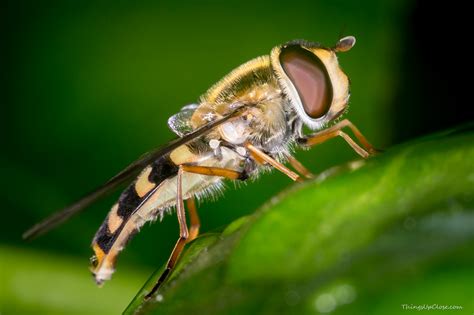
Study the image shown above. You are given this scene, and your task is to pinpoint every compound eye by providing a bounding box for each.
[280,45,333,119]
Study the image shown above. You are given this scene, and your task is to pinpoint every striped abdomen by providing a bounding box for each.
[90,154,179,285]
[90,144,241,285]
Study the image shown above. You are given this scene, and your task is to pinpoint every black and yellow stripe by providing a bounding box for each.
[91,155,179,257]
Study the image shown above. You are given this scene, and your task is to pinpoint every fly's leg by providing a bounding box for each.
[180,165,248,243]
[245,143,303,182]
[298,119,379,159]
[186,198,200,243]
[287,156,314,179]
[180,164,245,180]
[145,164,248,299]
[145,167,188,300]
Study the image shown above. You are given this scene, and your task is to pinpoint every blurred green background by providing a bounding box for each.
[1,0,472,314]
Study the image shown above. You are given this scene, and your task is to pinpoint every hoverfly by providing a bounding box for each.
[24,36,377,299]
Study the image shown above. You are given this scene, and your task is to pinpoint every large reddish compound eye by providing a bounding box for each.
[280,45,333,119]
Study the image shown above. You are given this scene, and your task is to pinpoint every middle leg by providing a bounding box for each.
[245,143,303,182]
[287,156,314,179]
[145,164,252,299]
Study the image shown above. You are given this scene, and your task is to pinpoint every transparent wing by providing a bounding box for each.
[167,103,199,137]
[23,104,249,240]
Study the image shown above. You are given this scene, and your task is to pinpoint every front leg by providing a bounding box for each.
[297,119,379,158]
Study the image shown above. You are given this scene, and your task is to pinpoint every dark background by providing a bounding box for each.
[1,0,472,314]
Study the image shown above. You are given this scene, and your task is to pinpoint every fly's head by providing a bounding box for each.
[271,36,356,131]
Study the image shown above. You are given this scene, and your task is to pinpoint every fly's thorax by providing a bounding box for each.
[190,83,283,131]
[200,56,274,106]
[189,54,280,131]
[182,49,296,153]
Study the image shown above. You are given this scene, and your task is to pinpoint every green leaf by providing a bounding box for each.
[125,125,474,315]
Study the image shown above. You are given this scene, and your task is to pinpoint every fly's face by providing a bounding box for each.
[271,36,356,130]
